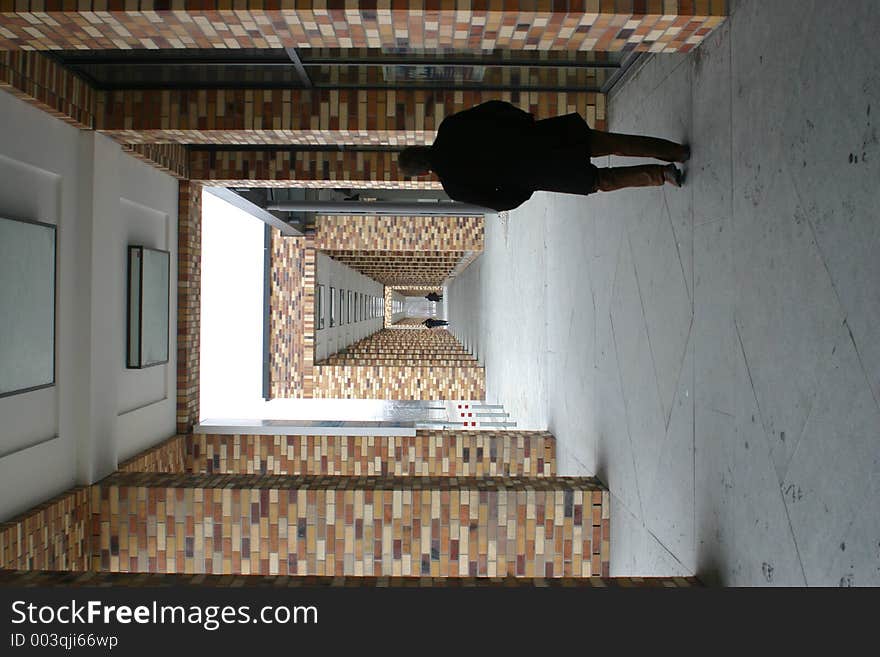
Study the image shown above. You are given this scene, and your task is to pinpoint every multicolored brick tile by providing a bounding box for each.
[313,329,485,399]
[98,89,606,146]
[0,2,726,54]
[177,182,203,433]
[187,430,556,478]
[0,488,91,572]
[92,472,609,578]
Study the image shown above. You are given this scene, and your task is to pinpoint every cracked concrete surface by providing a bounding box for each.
[448,0,880,585]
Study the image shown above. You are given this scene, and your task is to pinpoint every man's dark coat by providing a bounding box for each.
[427,100,599,211]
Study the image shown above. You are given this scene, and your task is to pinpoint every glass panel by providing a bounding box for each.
[298,48,625,67]
[306,62,613,90]
[56,48,305,89]
[54,47,621,91]
[0,217,55,396]
[140,248,170,367]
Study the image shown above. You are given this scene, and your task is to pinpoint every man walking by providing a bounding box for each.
[398,100,689,212]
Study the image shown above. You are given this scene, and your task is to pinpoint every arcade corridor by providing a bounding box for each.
[1,1,877,589]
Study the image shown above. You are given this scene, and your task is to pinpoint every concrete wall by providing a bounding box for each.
[0,90,178,521]
[314,252,383,363]
[88,133,179,468]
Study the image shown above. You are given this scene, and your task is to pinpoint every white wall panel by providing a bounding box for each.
[0,92,178,519]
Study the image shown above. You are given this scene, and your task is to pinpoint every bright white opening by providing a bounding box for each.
[199,192,413,422]
[199,190,265,419]
[198,192,458,425]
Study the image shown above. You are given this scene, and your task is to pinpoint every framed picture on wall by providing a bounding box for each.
[127,245,170,369]
[0,216,56,398]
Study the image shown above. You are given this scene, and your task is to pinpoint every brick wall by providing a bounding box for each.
[97,89,605,146]
[188,431,556,478]
[93,472,609,578]
[0,51,94,129]
[325,250,467,287]
[0,2,727,53]
[313,329,485,400]
[324,327,473,356]
[312,216,482,288]
[315,217,480,289]
[122,143,189,181]
[0,52,190,178]
[269,230,316,399]
[0,488,91,571]
[177,182,202,433]
[118,435,188,474]
[315,215,483,252]
[190,150,442,189]
[313,364,484,400]
[321,352,476,367]
[384,287,396,329]
[0,428,629,582]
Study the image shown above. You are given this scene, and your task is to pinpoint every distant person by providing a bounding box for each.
[425,292,443,302]
[398,100,689,212]
[422,318,449,329]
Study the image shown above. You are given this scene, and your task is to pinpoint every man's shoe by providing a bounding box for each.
[664,164,684,187]
[680,144,691,162]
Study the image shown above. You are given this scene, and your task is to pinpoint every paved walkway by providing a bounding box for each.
[449,0,880,585]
